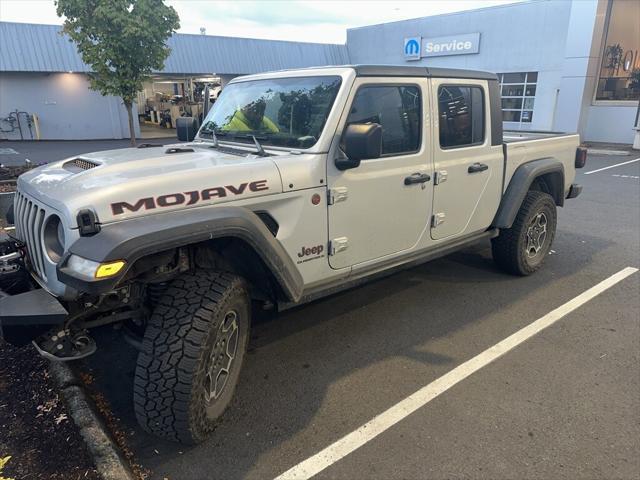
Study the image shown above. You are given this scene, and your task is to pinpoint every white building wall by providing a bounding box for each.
[0,72,139,140]
[347,1,573,132]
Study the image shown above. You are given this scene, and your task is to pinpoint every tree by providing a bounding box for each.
[56,0,180,146]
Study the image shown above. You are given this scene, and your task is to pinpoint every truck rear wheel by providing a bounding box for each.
[492,190,557,276]
[134,270,250,444]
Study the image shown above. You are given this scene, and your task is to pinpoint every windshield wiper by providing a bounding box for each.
[231,133,270,156]
[251,135,268,156]
[200,128,223,148]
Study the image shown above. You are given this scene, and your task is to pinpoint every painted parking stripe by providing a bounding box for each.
[274,266,638,480]
[584,157,640,175]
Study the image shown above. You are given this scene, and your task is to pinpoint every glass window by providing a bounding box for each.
[200,76,342,149]
[503,111,521,122]
[438,85,485,148]
[502,98,523,109]
[498,72,537,126]
[502,73,527,83]
[595,0,640,101]
[345,85,421,156]
[502,85,525,96]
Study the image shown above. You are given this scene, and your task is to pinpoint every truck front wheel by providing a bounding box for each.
[492,190,557,276]
[134,270,250,444]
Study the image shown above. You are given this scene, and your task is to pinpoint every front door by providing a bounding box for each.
[327,78,433,270]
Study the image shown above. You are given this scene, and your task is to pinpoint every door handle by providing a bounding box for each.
[404,173,431,185]
[468,162,489,173]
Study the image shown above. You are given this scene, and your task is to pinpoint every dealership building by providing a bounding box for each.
[1,0,638,144]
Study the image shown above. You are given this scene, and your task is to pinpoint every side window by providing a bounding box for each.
[345,85,421,156]
[438,85,485,148]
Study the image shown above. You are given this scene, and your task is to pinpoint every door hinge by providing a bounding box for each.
[329,237,349,255]
[432,213,446,227]
[327,187,348,205]
[434,170,448,185]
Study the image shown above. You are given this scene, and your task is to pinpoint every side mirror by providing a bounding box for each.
[336,123,383,170]
[176,117,198,142]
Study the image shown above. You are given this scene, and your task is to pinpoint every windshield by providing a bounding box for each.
[199,76,342,149]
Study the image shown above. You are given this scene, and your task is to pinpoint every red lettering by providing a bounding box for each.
[157,193,185,207]
[201,187,227,200]
[111,197,155,215]
[225,183,248,195]
[249,180,268,192]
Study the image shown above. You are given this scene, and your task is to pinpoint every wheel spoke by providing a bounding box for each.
[205,310,241,401]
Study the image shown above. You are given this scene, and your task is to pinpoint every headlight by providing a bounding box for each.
[43,215,65,262]
[66,255,126,279]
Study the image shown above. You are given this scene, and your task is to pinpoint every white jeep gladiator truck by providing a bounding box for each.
[0,65,585,443]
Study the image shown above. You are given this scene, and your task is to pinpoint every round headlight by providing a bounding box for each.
[44,215,65,262]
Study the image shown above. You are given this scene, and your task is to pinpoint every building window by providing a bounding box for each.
[346,85,421,156]
[438,85,484,148]
[498,72,537,125]
[595,0,640,101]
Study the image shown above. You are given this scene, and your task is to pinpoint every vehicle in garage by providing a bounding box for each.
[0,65,586,443]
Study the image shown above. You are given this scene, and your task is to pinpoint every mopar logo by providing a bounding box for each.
[404,37,421,60]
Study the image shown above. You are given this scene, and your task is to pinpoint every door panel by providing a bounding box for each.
[430,80,503,240]
[327,79,433,270]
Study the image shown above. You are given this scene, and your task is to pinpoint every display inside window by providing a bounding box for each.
[595,0,640,101]
[499,72,537,125]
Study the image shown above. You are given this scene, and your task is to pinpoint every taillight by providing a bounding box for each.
[575,147,587,168]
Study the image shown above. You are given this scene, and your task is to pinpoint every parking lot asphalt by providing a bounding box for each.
[66,151,638,480]
[5,141,635,479]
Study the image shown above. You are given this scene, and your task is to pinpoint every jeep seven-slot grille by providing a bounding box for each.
[13,191,48,280]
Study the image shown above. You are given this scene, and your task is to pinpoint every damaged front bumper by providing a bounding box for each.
[0,288,68,346]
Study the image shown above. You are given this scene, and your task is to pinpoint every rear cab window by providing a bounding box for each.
[438,85,485,149]
[344,85,422,157]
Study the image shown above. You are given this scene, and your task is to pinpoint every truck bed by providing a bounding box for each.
[502,130,581,194]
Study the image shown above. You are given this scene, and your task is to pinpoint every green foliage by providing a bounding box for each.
[55,0,180,105]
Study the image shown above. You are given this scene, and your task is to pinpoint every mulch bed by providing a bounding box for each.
[0,341,100,480]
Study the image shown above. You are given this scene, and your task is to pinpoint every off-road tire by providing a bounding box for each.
[492,190,557,276]
[134,270,250,444]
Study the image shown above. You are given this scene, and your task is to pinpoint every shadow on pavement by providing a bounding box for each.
[78,229,611,479]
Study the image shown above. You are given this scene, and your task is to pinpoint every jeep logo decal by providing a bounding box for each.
[111,180,268,215]
[297,244,325,264]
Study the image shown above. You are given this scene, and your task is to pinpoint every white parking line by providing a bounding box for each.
[584,157,640,175]
[274,266,638,480]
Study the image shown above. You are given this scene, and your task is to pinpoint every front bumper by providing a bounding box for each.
[0,288,68,346]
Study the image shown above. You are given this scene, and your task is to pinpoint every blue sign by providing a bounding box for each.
[404,37,421,60]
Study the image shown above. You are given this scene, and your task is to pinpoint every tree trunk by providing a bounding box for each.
[125,101,136,147]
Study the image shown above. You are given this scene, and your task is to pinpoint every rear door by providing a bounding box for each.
[430,79,503,240]
[327,78,433,269]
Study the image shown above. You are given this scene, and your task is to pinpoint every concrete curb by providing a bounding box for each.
[49,361,135,480]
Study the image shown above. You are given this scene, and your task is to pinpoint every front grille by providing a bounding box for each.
[63,158,99,172]
[13,191,48,281]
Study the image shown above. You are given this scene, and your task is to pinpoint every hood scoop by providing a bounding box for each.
[63,158,100,172]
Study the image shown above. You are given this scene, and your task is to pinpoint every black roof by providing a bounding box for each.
[352,65,498,81]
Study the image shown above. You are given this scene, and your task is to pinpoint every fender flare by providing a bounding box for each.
[57,206,304,301]
[492,158,565,229]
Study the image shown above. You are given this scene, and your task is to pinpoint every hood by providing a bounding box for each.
[17,143,284,227]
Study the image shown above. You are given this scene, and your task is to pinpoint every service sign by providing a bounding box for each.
[404,33,480,61]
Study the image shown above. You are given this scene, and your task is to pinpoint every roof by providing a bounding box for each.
[352,65,498,81]
[0,22,349,74]
[234,65,498,82]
